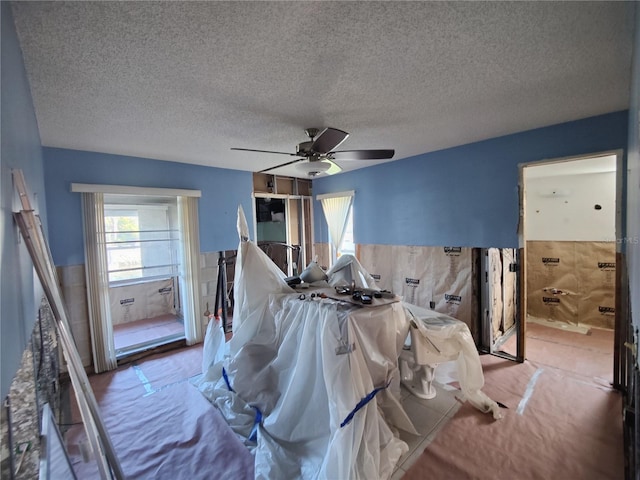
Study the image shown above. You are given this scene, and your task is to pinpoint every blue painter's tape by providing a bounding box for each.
[340,380,391,428]
[222,366,235,393]
[221,367,261,443]
[249,406,262,442]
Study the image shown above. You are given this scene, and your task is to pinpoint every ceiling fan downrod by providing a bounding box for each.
[304,128,319,140]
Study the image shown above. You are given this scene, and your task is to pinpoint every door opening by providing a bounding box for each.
[104,195,186,357]
[75,183,203,372]
[254,194,312,276]
[514,152,621,383]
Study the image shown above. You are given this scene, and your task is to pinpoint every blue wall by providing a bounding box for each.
[43,148,255,266]
[314,111,628,248]
[1,3,47,398]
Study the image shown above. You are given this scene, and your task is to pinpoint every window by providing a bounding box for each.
[317,190,355,265]
[104,200,179,284]
[337,205,355,258]
[105,211,141,280]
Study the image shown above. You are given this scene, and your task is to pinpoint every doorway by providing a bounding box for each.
[513,152,622,383]
[104,195,185,356]
[74,183,203,372]
[253,193,312,276]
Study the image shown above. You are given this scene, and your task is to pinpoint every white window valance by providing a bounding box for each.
[316,190,355,201]
[72,183,201,197]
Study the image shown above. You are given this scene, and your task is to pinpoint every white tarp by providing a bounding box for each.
[199,207,500,479]
[228,206,295,357]
[325,254,379,289]
[403,303,502,420]
[199,207,410,479]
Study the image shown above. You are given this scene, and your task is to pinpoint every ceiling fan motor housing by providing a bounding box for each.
[296,141,314,156]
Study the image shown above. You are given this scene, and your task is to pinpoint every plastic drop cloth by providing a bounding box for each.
[327,254,501,420]
[326,254,380,289]
[199,207,501,479]
[402,302,502,420]
[199,207,413,479]
[228,206,295,357]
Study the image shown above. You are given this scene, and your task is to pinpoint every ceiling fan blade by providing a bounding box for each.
[329,149,395,161]
[231,147,296,156]
[310,128,349,154]
[258,157,305,173]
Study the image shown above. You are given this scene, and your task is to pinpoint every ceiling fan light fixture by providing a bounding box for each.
[296,160,331,176]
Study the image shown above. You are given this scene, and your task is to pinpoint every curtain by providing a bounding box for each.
[318,191,354,253]
[81,192,117,372]
[178,196,203,344]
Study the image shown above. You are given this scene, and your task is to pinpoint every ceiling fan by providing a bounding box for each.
[231,127,394,177]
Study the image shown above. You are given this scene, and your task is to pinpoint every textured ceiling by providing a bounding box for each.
[11,1,634,178]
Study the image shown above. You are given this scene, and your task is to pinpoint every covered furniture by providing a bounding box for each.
[198,207,499,479]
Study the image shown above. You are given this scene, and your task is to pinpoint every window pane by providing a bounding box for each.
[104,202,179,283]
[105,213,141,277]
[338,207,355,257]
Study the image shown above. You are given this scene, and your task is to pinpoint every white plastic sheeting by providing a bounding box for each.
[358,244,479,339]
[325,254,379,289]
[403,303,502,420]
[199,208,411,479]
[229,206,294,357]
[199,207,500,479]
[200,296,413,479]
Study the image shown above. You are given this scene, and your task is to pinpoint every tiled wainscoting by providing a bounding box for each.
[56,251,227,370]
